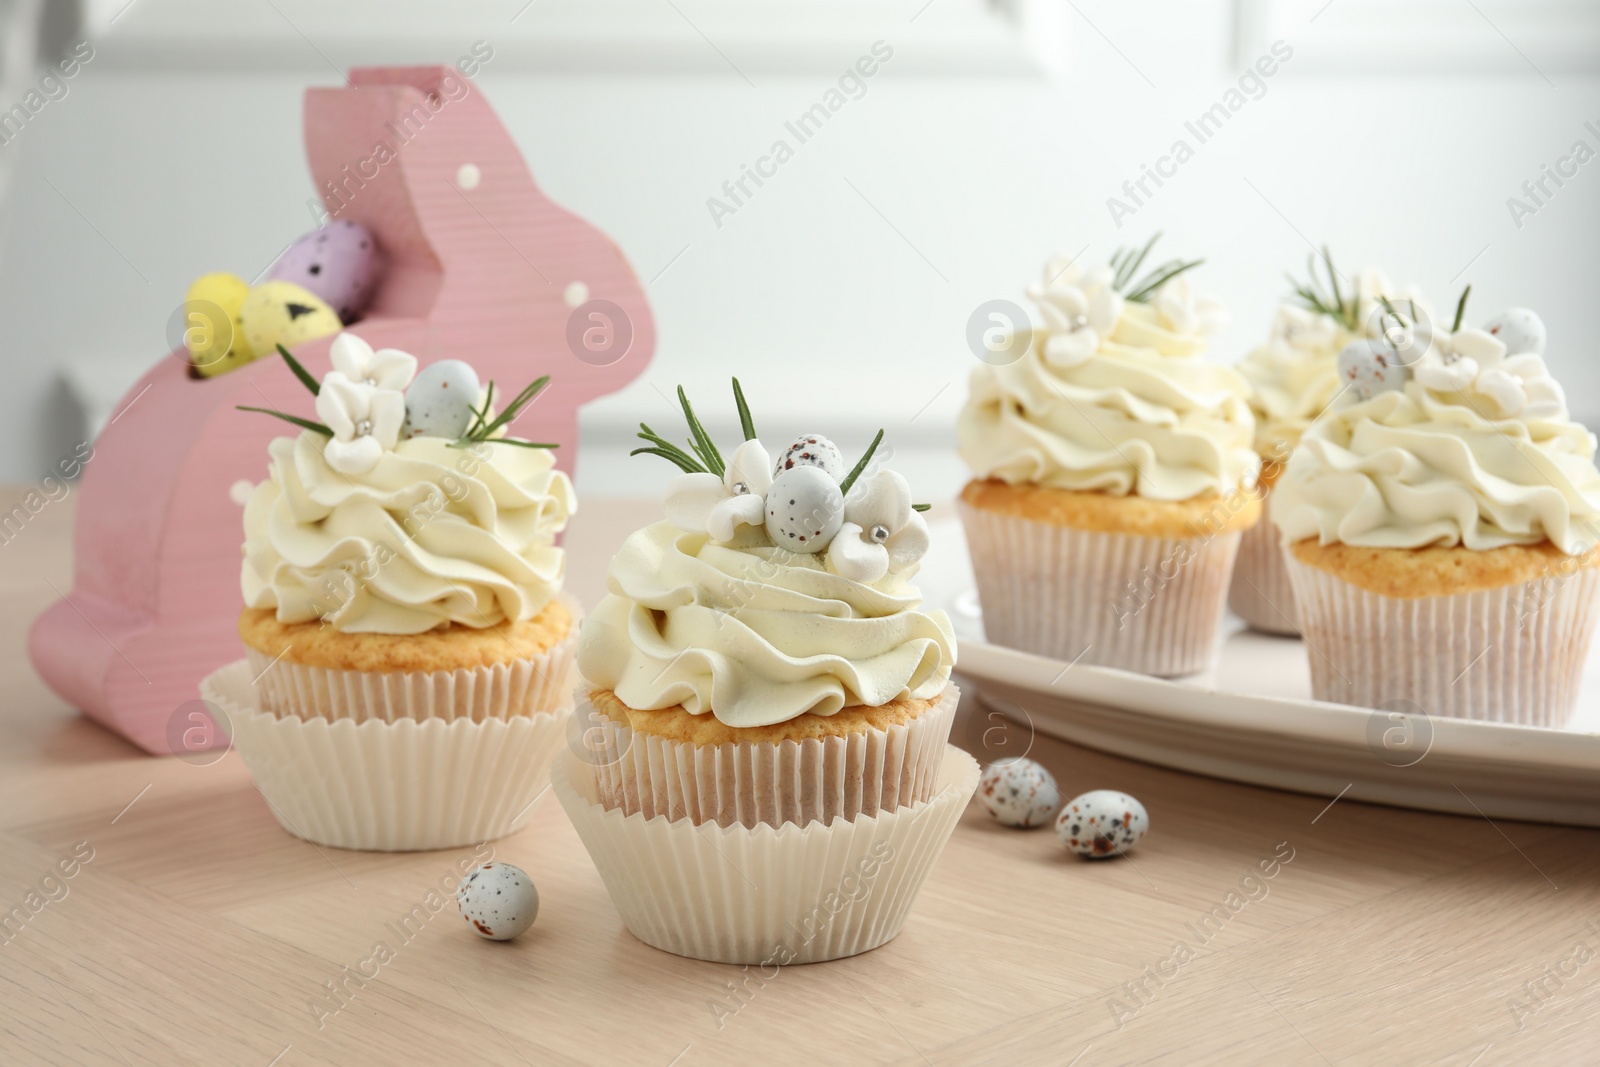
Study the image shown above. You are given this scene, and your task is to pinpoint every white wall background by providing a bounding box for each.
[2,0,1597,497]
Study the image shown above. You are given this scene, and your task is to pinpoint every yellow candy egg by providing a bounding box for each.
[184,272,256,378]
[239,280,341,361]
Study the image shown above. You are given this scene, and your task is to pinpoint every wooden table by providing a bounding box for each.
[3,493,1597,1066]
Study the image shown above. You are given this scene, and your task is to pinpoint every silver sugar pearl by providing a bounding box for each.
[355,419,373,436]
[732,481,749,496]
[869,523,891,544]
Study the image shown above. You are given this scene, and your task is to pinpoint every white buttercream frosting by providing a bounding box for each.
[577,520,955,728]
[1274,381,1600,554]
[242,433,575,633]
[958,270,1259,501]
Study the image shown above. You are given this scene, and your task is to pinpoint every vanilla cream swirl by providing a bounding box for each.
[958,302,1259,501]
[577,521,955,728]
[242,432,574,633]
[1274,383,1600,554]
[1237,308,1357,456]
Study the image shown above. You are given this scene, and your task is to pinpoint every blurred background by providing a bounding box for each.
[2,0,1597,496]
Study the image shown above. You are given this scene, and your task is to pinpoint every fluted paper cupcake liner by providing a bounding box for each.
[586,686,959,830]
[202,660,570,851]
[959,502,1241,677]
[1228,503,1299,635]
[554,744,978,964]
[244,599,579,723]
[1286,556,1600,728]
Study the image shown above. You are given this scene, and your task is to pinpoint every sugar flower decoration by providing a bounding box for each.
[315,372,404,475]
[1154,274,1230,336]
[663,439,773,542]
[827,469,929,583]
[1028,257,1124,369]
[329,332,416,391]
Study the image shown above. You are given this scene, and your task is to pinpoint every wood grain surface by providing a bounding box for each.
[3,492,1597,1066]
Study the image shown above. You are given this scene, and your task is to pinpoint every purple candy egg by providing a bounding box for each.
[267,219,383,324]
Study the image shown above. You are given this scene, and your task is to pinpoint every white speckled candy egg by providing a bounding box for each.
[774,434,846,481]
[1055,790,1149,859]
[403,359,481,440]
[765,466,844,553]
[457,862,538,941]
[1337,339,1408,402]
[978,758,1061,828]
[1483,307,1546,357]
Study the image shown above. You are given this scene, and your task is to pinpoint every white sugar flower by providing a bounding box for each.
[329,332,417,391]
[315,372,404,475]
[1027,258,1124,369]
[663,439,773,542]
[1155,274,1230,336]
[826,469,929,584]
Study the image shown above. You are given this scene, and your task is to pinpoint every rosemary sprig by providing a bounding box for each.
[1451,284,1472,333]
[633,422,707,473]
[1104,234,1205,305]
[732,377,757,441]
[1111,232,1161,291]
[276,344,322,396]
[236,405,333,436]
[677,386,724,477]
[1285,247,1359,331]
[456,437,558,449]
[839,428,885,496]
[1125,258,1204,304]
[467,375,549,443]
[462,380,495,440]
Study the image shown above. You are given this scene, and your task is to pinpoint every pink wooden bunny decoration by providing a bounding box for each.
[30,66,654,753]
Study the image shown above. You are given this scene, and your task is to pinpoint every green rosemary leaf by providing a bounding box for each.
[912,503,931,512]
[677,386,725,477]
[1322,247,1345,324]
[630,446,707,474]
[463,380,495,440]
[477,375,550,440]
[732,377,757,441]
[1126,258,1204,304]
[838,428,885,496]
[275,344,322,397]
[236,406,334,436]
[1452,285,1471,333]
[636,425,706,472]
[1117,232,1161,292]
[474,437,559,449]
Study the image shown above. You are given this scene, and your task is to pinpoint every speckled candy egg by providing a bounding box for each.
[1337,339,1408,402]
[239,281,342,359]
[1056,790,1149,859]
[774,434,846,481]
[1483,307,1546,357]
[457,862,539,941]
[268,220,383,323]
[185,272,255,378]
[765,466,844,553]
[978,758,1061,828]
[403,359,481,439]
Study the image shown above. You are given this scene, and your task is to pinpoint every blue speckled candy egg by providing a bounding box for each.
[978,758,1060,828]
[457,862,538,941]
[1056,790,1149,858]
[268,219,383,323]
[1483,307,1546,357]
[764,466,844,553]
[403,359,481,440]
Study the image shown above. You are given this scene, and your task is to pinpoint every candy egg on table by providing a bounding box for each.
[239,281,342,359]
[457,862,539,941]
[1483,307,1546,357]
[1337,339,1408,401]
[765,465,844,553]
[1056,790,1149,859]
[184,272,256,378]
[775,434,846,481]
[978,758,1061,828]
[403,359,482,439]
[268,219,383,323]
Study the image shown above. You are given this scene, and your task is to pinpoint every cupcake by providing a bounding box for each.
[556,382,976,964]
[957,240,1260,676]
[1230,255,1410,634]
[1275,292,1600,727]
[203,333,579,850]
